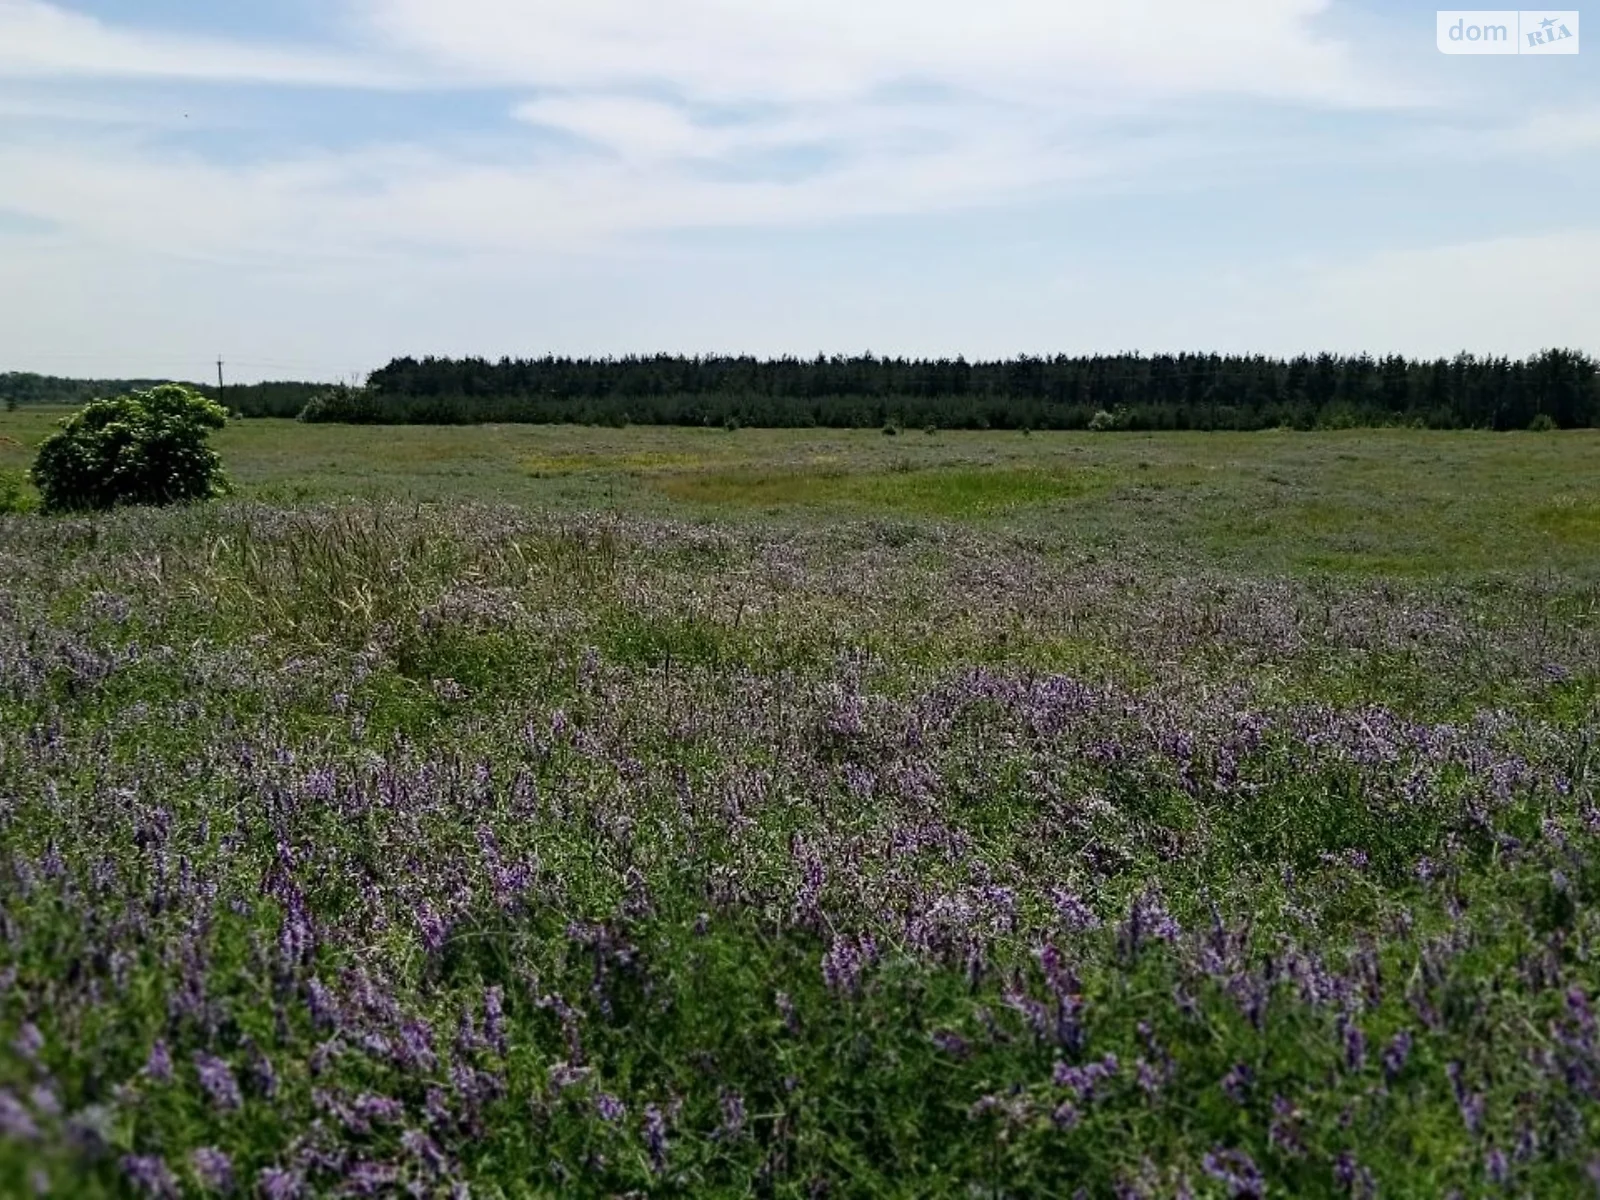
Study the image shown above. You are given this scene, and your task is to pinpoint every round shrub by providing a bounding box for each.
[29,384,228,513]
[297,384,382,424]
[1528,413,1558,432]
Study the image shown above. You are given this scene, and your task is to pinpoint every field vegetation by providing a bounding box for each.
[1,409,1598,1196]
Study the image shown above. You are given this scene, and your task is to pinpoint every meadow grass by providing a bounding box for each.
[1,412,1599,1196]
[6,410,1600,575]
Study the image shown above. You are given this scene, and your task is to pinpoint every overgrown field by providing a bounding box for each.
[5,415,1600,575]
[2,425,1599,1196]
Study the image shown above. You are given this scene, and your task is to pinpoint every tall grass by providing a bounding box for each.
[0,502,1597,1196]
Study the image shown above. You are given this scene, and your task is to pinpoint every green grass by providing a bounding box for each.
[657,463,1111,517]
[5,409,1599,576]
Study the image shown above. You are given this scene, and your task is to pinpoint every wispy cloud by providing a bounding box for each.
[366,0,1408,107]
[0,0,1594,375]
[1167,230,1600,357]
[1418,107,1600,159]
[0,0,405,88]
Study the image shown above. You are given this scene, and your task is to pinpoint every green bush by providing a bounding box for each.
[297,384,383,423]
[1088,407,1130,432]
[1528,413,1558,432]
[29,384,228,513]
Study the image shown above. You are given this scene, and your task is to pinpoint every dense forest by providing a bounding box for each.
[0,372,322,417]
[303,350,1598,431]
[9,351,1598,430]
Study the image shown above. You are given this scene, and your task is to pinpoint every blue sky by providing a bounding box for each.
[0,0,1594,382]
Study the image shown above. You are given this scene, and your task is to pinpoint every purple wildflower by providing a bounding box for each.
[0,1089,40,1140]
[642,1103,669,1174]
[143,1039,174,1084]
[1485,1146,1510,1185]
[305,979,341,1031]
[120,1155,178,1198]
[1569,987,1595,1032]
[1514,1124,1539,1162]
[394,1017,437,1072]
[17,1085,54,1123]
[1340,1015,1368,1073]
[484,985,507,1056]
[341,1161,400,1196]
[190,1147,234,1193]
[1119,889,1181,959]
[12,1023,44,1063]
[1202,1149,1264,1199]
[1050,889,1102,932]
[1221,1063,1254,1105]
[1333,1152,1378,1198]
[821,933,876,995]
[595,1093,626,1122]
[1381,1030,1413,1082]
[718,1090,747,1140]
[194,1052,243,1112]
[547,1061,590,1091]
[414,902,448,955]
[351,1093,406,1126]
[776,991,799,1033]
[424,1087,452,1128]
[248,1046,278,1100]
[401,1129,449,1176]
[1053,1054,1120,1102]
[1269,1096,1305,1158]
[1447,1062,1484,1135]
[1136,1058,1162,1098]
[255,1167,305,1200]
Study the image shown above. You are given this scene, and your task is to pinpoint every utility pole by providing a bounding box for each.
[217,357,225,411]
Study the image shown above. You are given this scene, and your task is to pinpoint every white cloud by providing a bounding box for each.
[0,0,405,88]
[0,1,1423,264]
[0,1,1595,376]
[0,116,1105,264]
[1152,230,1600,357]
[513,96,715,163]
[1421,107,1600,159]
[0,0,1410,109]
[1293,230,1600,356]
[365,0,1401,108]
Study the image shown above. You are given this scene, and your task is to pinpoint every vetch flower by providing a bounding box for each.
[642,1104,669,1174]
[120,1156,178,1198]
[193,1052,243,1113]
[189,1147,233,1193]
[1202,1148,1263,1199]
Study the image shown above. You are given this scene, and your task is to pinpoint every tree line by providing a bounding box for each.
[299,350,1597,431]
[10,351,1598,430]
[1,373,323,418]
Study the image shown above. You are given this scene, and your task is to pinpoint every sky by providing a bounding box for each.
[0,0,1594,382]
